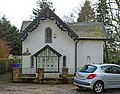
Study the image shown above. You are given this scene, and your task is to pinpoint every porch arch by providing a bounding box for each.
[33,45,62,73]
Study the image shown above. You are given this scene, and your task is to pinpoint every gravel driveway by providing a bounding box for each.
[0,82,120,94]
[0,82,76,94]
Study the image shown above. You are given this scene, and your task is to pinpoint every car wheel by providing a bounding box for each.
[93,81,104,94]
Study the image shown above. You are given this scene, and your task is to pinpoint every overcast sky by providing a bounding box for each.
[0,0,95,29]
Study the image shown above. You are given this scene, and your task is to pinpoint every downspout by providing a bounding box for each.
[75,40,79,72]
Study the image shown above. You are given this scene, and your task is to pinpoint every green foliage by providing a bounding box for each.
[96,0,119,52]
[96,0,109,23]
[108,51,120,65]
[31,0,55,19]
[96,0,120,62]
[0,58,20,65]
[0,16,22,55]
[0,58,21,72]
[77,0,95,22]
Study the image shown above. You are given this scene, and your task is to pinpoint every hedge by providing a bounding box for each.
[0,58,21,72]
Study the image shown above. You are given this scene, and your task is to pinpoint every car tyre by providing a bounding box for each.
[93,81,104,94]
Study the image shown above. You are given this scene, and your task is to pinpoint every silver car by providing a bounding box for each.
[73,63,120,94]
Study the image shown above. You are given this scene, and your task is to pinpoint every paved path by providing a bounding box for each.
[0,82,120,94]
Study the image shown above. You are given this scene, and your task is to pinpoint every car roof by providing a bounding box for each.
[87,63,120,67]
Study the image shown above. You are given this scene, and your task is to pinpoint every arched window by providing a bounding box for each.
[45,27,52,43]
[63,56,66,68]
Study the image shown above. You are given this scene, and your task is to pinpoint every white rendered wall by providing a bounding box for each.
[22,19,75,74]
[77,40,103,69]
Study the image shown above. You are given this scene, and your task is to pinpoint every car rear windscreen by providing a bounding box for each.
[79,65,97,73]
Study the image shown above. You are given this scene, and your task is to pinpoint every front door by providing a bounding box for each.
[37,48,59,73]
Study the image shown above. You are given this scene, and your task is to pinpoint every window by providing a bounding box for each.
[30,56,34,68]
[63,56,66,68]
[101,65,120,74]
[101,66,112,73]
[112,66,120,74]
[45,27,52,43]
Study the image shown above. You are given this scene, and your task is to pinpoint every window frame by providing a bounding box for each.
[30,56,34,68]
[112,66,120,74]
[101,65,120,74]
[63,56,66,68]
[45,27,52,43]
[101,66,112,73]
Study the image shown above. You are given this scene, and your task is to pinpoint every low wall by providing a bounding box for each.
[12,68,73,83]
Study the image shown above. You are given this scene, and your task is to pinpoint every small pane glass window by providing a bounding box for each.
[45,27,52,43]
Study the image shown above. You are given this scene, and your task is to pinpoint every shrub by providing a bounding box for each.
[0,58,21,72]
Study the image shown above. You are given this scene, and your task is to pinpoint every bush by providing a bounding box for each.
[0,58,21,73]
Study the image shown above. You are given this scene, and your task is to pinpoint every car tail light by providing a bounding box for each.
[87,74,96,79]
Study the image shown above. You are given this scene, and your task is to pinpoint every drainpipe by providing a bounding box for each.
[75,40,79,72]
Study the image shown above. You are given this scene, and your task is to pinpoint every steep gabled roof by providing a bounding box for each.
[20,7,78,41]
[20,21,31,31]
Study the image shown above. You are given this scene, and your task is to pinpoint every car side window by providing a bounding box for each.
[101,66,112,73]
[112,66,120,74]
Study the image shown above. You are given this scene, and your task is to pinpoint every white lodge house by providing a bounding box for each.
[20,8,108,78]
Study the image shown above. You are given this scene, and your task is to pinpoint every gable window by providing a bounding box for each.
[45,27,52,43]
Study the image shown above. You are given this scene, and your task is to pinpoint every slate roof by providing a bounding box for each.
[67,22,108,40]
[20,21,31,31]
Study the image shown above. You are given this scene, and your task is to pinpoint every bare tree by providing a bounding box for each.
[63,13,75,23]
[0,39,11,58]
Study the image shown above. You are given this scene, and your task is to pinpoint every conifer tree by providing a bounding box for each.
[96,0,111,62]
[77,0,95,22]
[0,16,21,55]
[31,0,55,19]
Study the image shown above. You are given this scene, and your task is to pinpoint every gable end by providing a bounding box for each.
[20,7,78,41]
